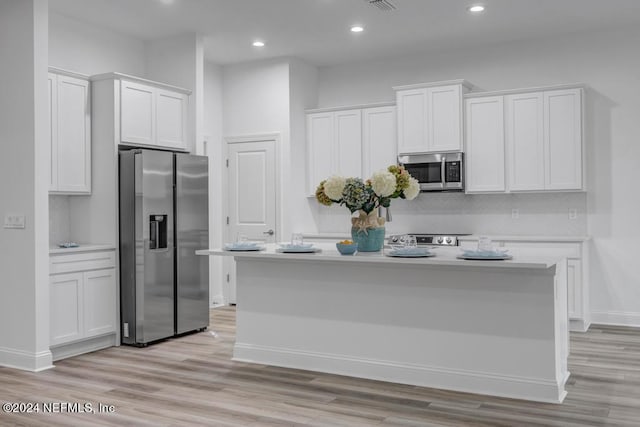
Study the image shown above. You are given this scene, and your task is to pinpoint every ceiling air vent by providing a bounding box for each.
[365,0,397,11]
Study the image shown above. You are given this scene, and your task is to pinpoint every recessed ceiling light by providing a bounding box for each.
[468,5,485,13]
[350,26,364,33]
[252,41,265,47]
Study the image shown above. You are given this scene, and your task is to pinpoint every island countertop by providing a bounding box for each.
[196,243,564,270]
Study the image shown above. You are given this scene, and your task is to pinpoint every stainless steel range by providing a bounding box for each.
[387,233,470,247]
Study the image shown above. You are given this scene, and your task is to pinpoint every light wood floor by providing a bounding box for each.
[1,307,639,427]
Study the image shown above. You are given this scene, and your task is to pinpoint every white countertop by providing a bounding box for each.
[49,244,116,254]
[457,235,590,243]
[197,243,563,270]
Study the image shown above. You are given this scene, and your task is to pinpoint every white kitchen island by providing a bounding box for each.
[197,244,569,403]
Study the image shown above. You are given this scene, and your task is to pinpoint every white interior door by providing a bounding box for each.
[225,138,277,304]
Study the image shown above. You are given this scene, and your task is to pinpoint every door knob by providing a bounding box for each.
[263,229,274,236]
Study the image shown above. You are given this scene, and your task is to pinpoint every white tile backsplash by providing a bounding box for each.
[313,192,588,237]
[49,195,71,245]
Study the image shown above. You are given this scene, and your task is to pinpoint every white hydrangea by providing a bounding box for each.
[404,177,420,200]
[323,175,347,200]
[370,170,397,197]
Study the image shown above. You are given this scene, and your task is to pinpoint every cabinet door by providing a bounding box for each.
[545,89,583,190]
[506,92,544,191]
[334,109,362,178]
[56,75,91,193]
[362,106,397,178]
[428,85,462,152]
[397,88,428,154]
[121,80,155,145]
[465,97,505,193]
[50,273,83,346]
[83,269,117,338]
[307,112,334,195]
[157,89,188,151]
[48,73,58,192]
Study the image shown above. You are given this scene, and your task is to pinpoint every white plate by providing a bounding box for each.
[276,247,321,253]
[457,255,513,261]
[224,244,264,251]
[386,251,435,258]
[278,243,314,250]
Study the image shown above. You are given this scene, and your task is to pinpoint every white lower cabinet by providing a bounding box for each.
[49,250,117,356]
[458,238,589,332]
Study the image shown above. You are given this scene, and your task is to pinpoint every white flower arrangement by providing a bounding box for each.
[315,165,420,216]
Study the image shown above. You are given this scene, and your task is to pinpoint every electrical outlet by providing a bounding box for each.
[511,209,519,219]
[4,214,25,229]
[569,209,578,220]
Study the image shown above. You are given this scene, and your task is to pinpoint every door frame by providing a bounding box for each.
[222,133,281,303]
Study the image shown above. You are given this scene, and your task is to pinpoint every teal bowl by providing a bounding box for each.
[336,242,358,255]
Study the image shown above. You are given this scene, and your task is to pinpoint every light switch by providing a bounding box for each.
[4,214,26,229]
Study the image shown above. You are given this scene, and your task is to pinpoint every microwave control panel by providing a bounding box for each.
[445,161,461,183]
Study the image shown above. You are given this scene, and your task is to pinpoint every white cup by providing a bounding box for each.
[291,233,304,246]
[236,233,248,243]
[404,235,417,248]
[477,236,493,251]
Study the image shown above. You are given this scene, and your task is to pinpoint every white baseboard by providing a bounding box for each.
[0,346,53,372]
[570,318,591,332]
[210,293,225,307]
[234,343,567,404]
[50,334,116,362]
[590,310,640,328]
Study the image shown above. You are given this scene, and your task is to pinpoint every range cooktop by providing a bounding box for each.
[387,233,471,247]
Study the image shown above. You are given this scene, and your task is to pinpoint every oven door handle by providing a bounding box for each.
[441,157,446,185]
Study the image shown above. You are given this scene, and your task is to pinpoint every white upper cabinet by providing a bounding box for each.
[306,103,396,195]
[334,109,363,178]
[156,89,189,150]
[506,88,583,192]
[121,80,155,146]
[545,89,583,190]
[306,109,362,195]
[395,81,470,155]
[119,77,189,151]
[362,105,397,177]
[306,112,334,195]
[506,92,545,191]
[465,96,505,193]
[465,84,584,193]
[48,69,91,194]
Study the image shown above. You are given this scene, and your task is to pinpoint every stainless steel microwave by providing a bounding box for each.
[398,152,464,192]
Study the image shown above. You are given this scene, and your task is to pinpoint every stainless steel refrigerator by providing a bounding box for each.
[119,149,209,346]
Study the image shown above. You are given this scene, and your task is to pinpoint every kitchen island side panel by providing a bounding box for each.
[233,257,567,403]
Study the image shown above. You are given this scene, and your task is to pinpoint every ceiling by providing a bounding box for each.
[49,0,640,66]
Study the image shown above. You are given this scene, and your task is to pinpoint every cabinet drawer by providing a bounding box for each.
[50,251,116,275]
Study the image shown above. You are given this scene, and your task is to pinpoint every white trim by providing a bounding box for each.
[591,311,640,328]
[48,66,90,80]
[50,334,116,362]
[224,132,281,144]
[305,101,395,114]
[210,293,225,307]
[0,347,54,372]
[570,318,591,332]
[90,72,192,95]
[465,83,587,99]
[222,133,282,304]
[393,79,474,91]
[234,343,567,404]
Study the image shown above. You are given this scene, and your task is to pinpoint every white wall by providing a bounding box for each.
[0,0,52,371]
[315,25,640,325]
[48,12,146,76]
[204,61,224,306]
[222,58,291,235]
[288,58,319,234]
